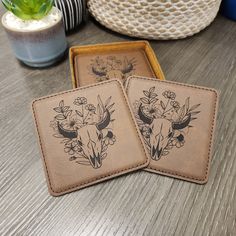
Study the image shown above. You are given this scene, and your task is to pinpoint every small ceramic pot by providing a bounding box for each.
[1,7,67,67]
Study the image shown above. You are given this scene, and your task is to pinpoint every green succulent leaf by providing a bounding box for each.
[1,0,54,20]
[1,0,9,10]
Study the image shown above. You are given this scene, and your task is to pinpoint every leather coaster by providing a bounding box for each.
[125,76,218,184]
[74,49,156,86]
[70,41,165,88]
[32,79,149,196]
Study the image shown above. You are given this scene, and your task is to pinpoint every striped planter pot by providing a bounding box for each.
[54,0,85,32]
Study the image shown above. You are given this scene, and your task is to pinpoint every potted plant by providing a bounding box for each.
[1,0,67,67]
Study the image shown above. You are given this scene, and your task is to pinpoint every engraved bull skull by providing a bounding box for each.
[138,104,191,160]
[92,58,134,81]
[58,109,111,168]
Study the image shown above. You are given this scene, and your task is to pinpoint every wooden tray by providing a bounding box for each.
[69,41,165,88]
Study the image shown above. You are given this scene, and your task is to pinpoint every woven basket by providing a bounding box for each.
[88,0,222,40]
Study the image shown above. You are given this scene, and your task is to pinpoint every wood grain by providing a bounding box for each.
[0,6,236,236]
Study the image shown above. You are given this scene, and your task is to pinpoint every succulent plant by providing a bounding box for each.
[2,0,54,20]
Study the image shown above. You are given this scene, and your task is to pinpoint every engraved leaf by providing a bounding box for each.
[179,105,186,120]
[185,97,190,111]
[162,150,169,156]
[69,156,77,161]
[191,117,197,121]
[149,86,155,93]
[76,161,90,165]
[104,96,112,107]
[140,97,149,104]
[143,138,151,148]
[102,145,108,152]
[76,110,83,117]
[97,95,105,112]
[53,133,64,138]
[101,153,107,159]
[53,107,62,113]
[97,104,102,120]
[59,100,64,107]
[165,145,173,150]
[62,106,70,112]
[161,101,165,109]
[61,138,71,144]
[190,111,201,116]
[65,110,72,118]
[150,93,158,99]
[150,98,158,104]
[189,103,201,112]
[107,103,115,110]
[55,114,66,120]
[143,90,150,97]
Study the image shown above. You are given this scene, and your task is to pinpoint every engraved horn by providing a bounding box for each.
[172,114,191,130]
[96,109,111,130]
[57,122,78,139]
[138,104,153,125]
[121,63,133,74]
[92,67,106,77]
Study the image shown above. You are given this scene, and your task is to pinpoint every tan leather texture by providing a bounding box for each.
[32,79,149,196]
[74,50,155,86]
[69,41,165,88]
[125,76,218,184]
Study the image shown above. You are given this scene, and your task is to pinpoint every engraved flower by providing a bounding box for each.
[163,90,176,100]
[142,104,161,119]
[172,134,185,148]
[61,114,82,130]
[104,131,116,146]
[85,104,96,113]
[140,125,151,138]
[170,101,180,110]
[50,119,59,131]
[69,156,77,161]
[94,56,104,65]
[74,97,87,106]
[64,140,82,155]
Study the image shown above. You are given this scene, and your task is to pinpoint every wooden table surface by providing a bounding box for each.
[0,7,236,236]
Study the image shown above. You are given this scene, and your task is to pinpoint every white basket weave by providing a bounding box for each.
[88,0,222,40]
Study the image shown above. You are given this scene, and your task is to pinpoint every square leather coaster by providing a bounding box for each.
[74,50,155,86]
[32,79,149,196]
[125,76,218,184]
[69,41,165,88]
